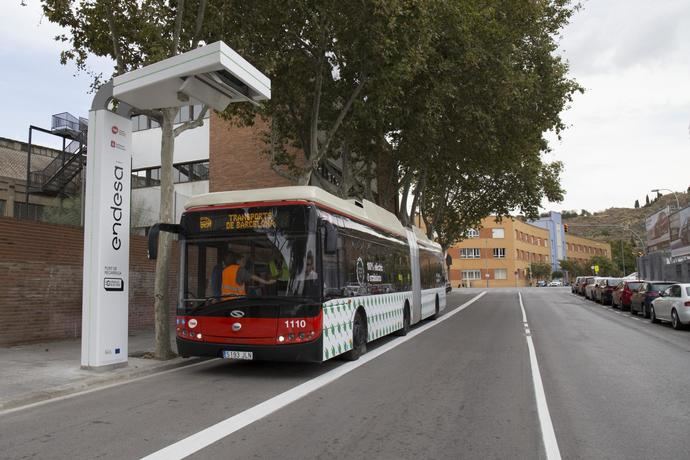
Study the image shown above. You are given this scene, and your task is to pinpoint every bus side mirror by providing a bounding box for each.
[325,222,338,254]
[148,223,184,260]
[148,224,161,260]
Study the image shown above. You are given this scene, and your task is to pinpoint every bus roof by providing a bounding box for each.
[184,186,440,249]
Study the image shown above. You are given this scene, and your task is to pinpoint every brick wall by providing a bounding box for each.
[209,114,298,192]
[0,217,179,346]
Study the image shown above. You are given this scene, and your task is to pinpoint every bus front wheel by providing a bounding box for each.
[343,310,367,361]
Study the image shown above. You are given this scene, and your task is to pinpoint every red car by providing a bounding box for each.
[611,280,644,311]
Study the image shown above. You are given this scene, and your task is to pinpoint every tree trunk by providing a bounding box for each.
[153,108,179,360]
[375,147,397,213]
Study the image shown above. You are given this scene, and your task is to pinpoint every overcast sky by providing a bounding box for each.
[1,1,689,213]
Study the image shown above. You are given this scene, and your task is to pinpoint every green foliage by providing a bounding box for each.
[43,197,82,226]
[551,270,563,279]
[212,0,580,248]
[634,199,640,209]
[530,262,552,280]
[610,239,636,277]
[561,210,579,218]
[645,194,650,206]
[42,0,581,253]
[580,209,591,217]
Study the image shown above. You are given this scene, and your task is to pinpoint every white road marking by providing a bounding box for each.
[518,292,562,460]
[142,291,488,460]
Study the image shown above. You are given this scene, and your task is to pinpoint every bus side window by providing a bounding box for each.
[321,227,342,299]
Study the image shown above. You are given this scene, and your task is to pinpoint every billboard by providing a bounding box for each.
[645,206,670,248]
[670,206,690,259]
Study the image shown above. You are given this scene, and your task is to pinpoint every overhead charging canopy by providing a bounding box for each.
[113,41,271,111]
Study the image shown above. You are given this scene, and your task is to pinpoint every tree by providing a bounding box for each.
[217,0,580,246]
[530,262,552,281]
[645,194,650,206]
[42,0,223,359]
[590,255,615,276]
[634,199,640,209]
[551,270,563,279]
[610,239,635,276]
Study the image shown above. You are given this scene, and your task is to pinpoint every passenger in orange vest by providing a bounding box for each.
[222,253,275,297]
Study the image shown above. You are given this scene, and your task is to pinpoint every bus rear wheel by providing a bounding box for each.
[394,303,410,336]
[343,310,367,361]
[429,295,440,320]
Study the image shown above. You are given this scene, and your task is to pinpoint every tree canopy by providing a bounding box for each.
[213,0,581,248]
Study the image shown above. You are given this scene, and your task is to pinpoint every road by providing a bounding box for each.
[2,288,690,459]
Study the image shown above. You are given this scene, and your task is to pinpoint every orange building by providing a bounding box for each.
[448,216,611,288]
[565,234,611,263]
[448,217,551,288]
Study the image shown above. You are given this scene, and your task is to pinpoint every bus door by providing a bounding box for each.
[405,228,422,324]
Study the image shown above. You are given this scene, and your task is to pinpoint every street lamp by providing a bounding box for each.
[651,188,680,210]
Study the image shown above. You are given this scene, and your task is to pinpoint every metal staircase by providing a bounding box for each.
[29,113,87,197]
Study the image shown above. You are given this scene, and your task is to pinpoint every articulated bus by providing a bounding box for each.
[150,186,446,362]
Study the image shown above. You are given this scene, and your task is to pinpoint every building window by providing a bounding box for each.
[0,199,5,217]
[493,248,506,258]
[492,228,505,239]
[462,270,481,280]
[460,248,481,259]
[466,228,479,238]
[14,202,44,221]
[495,269,507,280]
[132,160,210,189]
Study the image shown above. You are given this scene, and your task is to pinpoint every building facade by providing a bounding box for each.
[448,217,552,288]
[448,216,612,288]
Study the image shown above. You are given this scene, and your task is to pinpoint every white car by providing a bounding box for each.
[649,283,690,330]
[548,280,563,287]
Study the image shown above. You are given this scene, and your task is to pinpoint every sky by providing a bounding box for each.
[1,0,689,213]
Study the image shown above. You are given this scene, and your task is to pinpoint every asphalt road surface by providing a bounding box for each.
[2,288,689,459]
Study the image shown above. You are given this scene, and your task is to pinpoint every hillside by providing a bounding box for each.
[561,191,689,248]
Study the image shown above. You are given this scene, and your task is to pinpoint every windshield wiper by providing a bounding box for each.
[185,294,245,314]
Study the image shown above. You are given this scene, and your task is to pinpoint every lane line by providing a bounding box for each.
[0,359,216,417]
[518,292,562,460]
[142,291,487,460]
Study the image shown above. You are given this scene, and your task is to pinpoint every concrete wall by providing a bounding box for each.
[131,180,209,229]
[131,122,209,170]
[0,218,179,346]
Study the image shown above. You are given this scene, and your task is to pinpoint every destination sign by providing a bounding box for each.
[183,205,311,235]
[225,211,275,230]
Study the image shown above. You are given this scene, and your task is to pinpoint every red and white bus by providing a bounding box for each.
[150,186,446,362]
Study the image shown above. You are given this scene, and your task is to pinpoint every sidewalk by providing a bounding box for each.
[0,331,205,413]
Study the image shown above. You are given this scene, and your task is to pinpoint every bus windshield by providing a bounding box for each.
[180,206,318,314]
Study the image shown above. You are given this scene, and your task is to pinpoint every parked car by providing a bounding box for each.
[611,280,644,311]
[548,280,563,287]
[572,276,583,294]
[630,281,675,318]
[576,276,593,296]
[536,280,547,287]
[585,277,604,300]
[594,277,622,305]
[649,284,690,329]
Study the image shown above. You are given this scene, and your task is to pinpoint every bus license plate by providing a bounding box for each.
[222,350,253,360]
